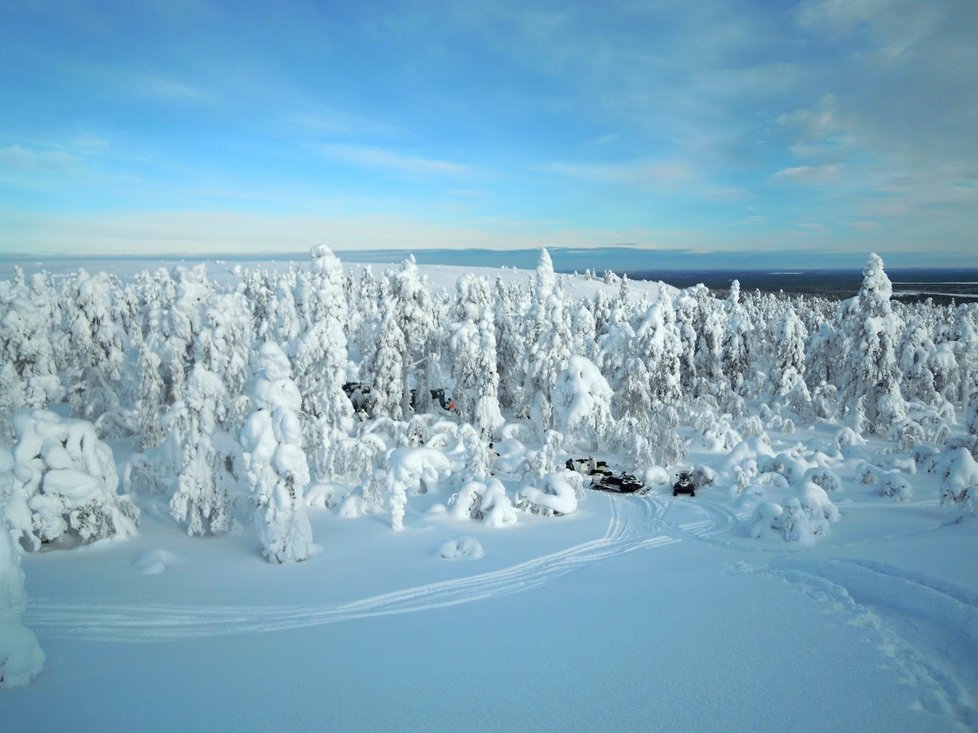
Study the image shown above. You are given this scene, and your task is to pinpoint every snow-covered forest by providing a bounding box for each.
[2,248,977,729]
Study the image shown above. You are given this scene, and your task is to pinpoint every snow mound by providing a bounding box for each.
[438,536,485,561]
[131,549,183,575]
[0,619,45,689]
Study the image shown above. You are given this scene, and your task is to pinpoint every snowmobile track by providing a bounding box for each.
[26,494,682,642]
[770,556,978,731]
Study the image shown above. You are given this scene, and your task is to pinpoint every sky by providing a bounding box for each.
[0,0,976,264]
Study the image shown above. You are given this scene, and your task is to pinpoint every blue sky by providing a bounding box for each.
[0,0,975,263]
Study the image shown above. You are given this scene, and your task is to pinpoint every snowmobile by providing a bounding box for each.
[410,387,457,413]
[672,470,696,497]
[565,458,646,494]
[342,382,377,417]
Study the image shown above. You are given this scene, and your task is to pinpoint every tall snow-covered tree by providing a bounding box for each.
[369,279,407,420]
[450,274,504,438]
[293,246,355,478]
[166,364,241,536]
[838,254,907,436]
[553,355,613,450]
[721,280,753,397]
[769,306,812,416]
[240,343,314,564]
[494,276,527,412]
[0,271,63,437]
[62,269,128,434]
[523,250,572,432]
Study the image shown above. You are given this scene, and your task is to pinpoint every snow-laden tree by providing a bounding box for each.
[692,286,725,399]
[553,355,613,451]
[293,246,355,478]
[0,504,45,689]
[240,343,314,563]
[136,342,166,451]
[899,321,941,406]
[940,447,976,523]
[494,278,528,412]
[838,254,907,436]
[155,265,210,408]
[166,364,242,536]
[1,409,139,551]
[369,279,407,420]
[570,301,599,361]
[523,250,572,432]
[769,306,812,418]
[634,291,683,408]
[392,255,438,416]
[0,271,63,438]
[952,307,978,406]
[675,292,699,394]
[195,290,254,426]
[721,280,753,397]
[450,275,504,438]
[61,269,129,434]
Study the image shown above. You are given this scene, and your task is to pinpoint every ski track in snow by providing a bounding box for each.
[26,494,745,643]
[769,556,978,732]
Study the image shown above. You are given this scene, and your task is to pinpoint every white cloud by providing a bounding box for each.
[540,159,694,188]
[0,145,80,174]
[770,164,841,184]
[317,144,468,176]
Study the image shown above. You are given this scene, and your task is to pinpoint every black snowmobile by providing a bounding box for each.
[565,458,646,494]
[672,471,696,497]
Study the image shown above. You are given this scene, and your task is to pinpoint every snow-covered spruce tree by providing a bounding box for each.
[155,265,211,408]
[1,409,139,551]
[592,288,613,339]
[240,343,314,563]
[899,320,941,406]
[634,291,684,408]
[0,504,44,689]
[272,270,302,354]
[838,254,907,436]
[392,255,438,416]
[721,280,753,397]
[553,355,613,451]
[60,269,130,435]
[293,246,355,479]
[135,340,167,452]
[570,301,599,362]
[952,306,978,406]
[769,306,812,418]
[523,250,572,433]
[675,292,699,395]
[494,276,530,412]
[369,278,408,420]
[450,274,504,438]
[692,285,725,399]
[195,290,254,426]
[166,364,241,536]
[0,270,63,438]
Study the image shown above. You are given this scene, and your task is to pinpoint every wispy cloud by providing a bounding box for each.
[0,145,81,174]
[540,159,694,188]
[316,144,469,176]
[769,164,842,184]
[127,73,215,104]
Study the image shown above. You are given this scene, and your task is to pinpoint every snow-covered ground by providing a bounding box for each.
[2,254,977,732]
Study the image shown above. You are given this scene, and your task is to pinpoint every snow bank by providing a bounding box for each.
[438,536,485,561]
[2,409,139,551]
